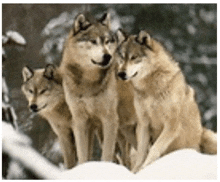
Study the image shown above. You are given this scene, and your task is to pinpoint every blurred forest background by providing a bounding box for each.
[2,4,217,179]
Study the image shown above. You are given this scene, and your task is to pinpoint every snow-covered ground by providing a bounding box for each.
[58,162,135,180]
[3,122,217,180]
[58,149,217,180]
[136,149,217,180]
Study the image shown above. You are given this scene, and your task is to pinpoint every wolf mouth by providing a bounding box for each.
[132,72,138,78]
[118,71,138,80]
[91,54,112,67]
[31,104,47,113]
[91,59,111,67]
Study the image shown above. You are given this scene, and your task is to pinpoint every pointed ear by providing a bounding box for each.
[44,64,55,80]
[22,66,33,82]
[137,30,152,47]
[99,12,111,28]
[116,29,127,45]
[73,14,90,34]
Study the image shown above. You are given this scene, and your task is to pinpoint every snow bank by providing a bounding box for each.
[58,162,135,180]
[6,31,26,45]
[3,122,217,180]
[58,149,217,180]
[136,149,217,180]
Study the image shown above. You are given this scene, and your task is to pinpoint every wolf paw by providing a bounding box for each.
[141,149,160,169]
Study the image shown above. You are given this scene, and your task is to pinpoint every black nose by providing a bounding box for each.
[117,72,127,80]
[103,54,112,62]
[101,54,112,66]
[30,104,38,112]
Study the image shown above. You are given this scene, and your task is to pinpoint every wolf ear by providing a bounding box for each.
[73,14,91,34]
[44,64,56,80]
[22,66,34,82]
[137,30,152,48]
[99,12,111,28]
[116,29,127,45]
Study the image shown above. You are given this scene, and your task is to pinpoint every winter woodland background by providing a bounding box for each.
[2,4,217,179]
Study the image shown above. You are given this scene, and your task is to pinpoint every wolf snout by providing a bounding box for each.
[117,72,128,80]
[30,104,38,112]
[103,54,112,62]
[91,54,112,67]
[101,54,112,66]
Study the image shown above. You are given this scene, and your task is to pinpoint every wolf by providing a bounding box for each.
[21,64,78,169]
[115,30,217,172]
[59,13,137,165]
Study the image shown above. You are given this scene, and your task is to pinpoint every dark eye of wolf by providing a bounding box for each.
[39,88,48,95]
[29,89,33,94]
[134,59,142,64]
[131,55,138,60]
[106,37,115,44]
[90,40,97,45]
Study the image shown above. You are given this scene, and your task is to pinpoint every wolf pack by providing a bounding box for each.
[22,12,217,173]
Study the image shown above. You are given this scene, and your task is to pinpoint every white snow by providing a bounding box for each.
[6,31,26,45]
[2,116,217,180]
[2,35,9,44]
[58,161,135,180]
[6,161,26,179]
[58,149,217,180]
[199,9,216,24]
[204,108,217,121]
[136,149,217,180]
[108,9,121,32]
[2,122,31,147]
[187,24,197,35]
[41,11,76,37]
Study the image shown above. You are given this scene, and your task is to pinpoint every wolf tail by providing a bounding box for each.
[200,127,217,154]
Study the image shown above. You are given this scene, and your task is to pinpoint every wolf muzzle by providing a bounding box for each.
[118,71,138,80]
[92,54,112,67]
[29,104,47,112]
[117,71,128,80]
[30,104,38,112]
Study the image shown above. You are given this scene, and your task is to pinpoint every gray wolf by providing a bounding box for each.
[115,30,217,172]
[21,65,77,169]
[60,13,137,165]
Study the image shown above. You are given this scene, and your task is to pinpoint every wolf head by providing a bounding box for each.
[63,13,117,69]
[21,64,63,113]
[115,30,156,81]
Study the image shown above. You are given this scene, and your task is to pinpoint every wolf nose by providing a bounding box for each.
[100,54,112,66]
[117,72,127,80]
[103,54,112,62]
[30,104,38,112]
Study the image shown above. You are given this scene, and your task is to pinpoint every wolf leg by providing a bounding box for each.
[62,79,90,164]
[120,125,137,149]
[87,124,95,160]
[131,123,150,173]
[49,122,76,169]
[101,114,119,161]
[141,121,181,169]
[116,130,131,167]
[72,116,90,164]
[57,130,76,169]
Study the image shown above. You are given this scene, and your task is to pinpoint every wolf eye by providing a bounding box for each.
[106,38,115,44]
[29,89,33,94]
[39,88,48,95]
[134,59,142,64]
[131,55,138,60]
[90,39,97,45]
